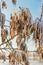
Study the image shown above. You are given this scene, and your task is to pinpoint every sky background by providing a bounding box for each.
[1,0,42,51]
[2,0,42,20]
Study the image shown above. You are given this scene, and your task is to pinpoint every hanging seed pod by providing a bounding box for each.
[33,31,36,39]
[10,28,15,39]
[23,25,29,37]
[12,0,16,5]
[10,14,12,20]
[30,24,35,34]
[1,29,8,42]
[2,1,7,9]
[36,24,40,40]
[20,42,27,52]
[10,21,15,39]
[22,53,26,62]
[8,51,15,65]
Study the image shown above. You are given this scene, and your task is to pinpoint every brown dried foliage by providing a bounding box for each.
[1,29,8,42]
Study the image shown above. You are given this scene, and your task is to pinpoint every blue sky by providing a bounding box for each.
[2,0,41,21]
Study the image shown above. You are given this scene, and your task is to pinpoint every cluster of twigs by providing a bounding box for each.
[9,7,32,65]
[0,0,41,64]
